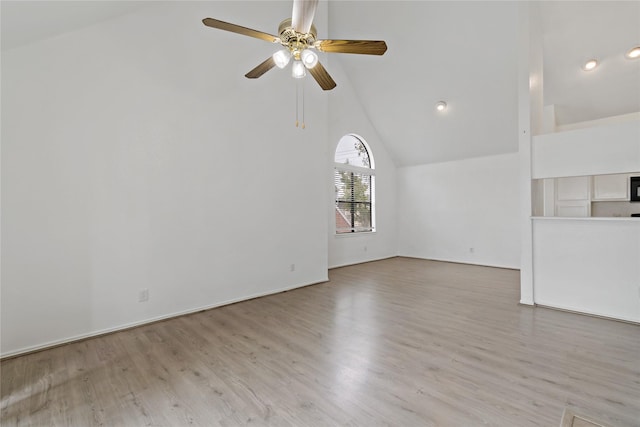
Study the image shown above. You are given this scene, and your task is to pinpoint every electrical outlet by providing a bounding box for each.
[469,247,475,253]
[138,289,149,302]
[290,264,295,272]
[364,246,368,252]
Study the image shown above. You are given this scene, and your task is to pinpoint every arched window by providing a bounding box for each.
[334,134,375,234]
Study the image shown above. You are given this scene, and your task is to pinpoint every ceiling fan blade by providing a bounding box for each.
[245,57,277,79]
[316,39,388,55]
[309,61,337,91]
[202,18,279,43]
[291,0,318,34]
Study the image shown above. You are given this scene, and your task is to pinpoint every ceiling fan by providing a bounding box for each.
[202,0,387,91]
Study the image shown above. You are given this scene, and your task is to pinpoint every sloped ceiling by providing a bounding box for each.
[0,1,151,50]
[540,1,640,126]
[2,1,639,167]
[327,1,519,166]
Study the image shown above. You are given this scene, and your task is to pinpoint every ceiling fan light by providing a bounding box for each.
[625,46,640,60]
[273,49,291,69]
[301,49,319,69]
[292,60,306,78]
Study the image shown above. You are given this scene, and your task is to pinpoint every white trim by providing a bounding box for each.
[398,255,520,271]
[334,230,376,238]
[0,277,328,359]
[532,216,639,222]
[535,301,640,324]
[329,255,395,269]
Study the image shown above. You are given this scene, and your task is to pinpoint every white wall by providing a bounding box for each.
[517,1,544,305]
[533,218,640,323]
[528,118,640,322]
[327,61,397,268]
[1,2,330,357]
[397,153,520,269]
[555,112,640,133]
[532,120,640,179]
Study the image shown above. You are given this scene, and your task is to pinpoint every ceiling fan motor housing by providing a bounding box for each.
[278,18,317,57]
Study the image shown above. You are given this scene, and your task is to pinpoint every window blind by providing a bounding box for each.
[334,169,373,233]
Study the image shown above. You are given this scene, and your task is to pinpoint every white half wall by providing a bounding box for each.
[533,218,640,323]
[397,153,520,269]
[1,2,330,357]
[327,60,397,268]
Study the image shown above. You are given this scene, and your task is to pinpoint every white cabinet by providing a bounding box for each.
[592,174,629,201]
[554,176,590,217]
[535,173,640,217]
[556,176,590,201]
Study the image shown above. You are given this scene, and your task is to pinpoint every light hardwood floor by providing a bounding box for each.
[2,258,639,426]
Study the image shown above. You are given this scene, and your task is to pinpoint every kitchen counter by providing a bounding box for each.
[532,216,640,221]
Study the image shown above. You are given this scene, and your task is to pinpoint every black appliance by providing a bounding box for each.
[631,177,640,202]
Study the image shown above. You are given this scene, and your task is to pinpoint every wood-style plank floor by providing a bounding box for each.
[2,258,639,426]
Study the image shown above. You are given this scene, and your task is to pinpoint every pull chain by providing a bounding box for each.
[295,81,299,127]
[294,80,306,129]
[301,80,305,129]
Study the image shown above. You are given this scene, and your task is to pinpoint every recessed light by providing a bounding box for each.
[626,46,640,60]
[435,101,447,112]
[582,59,598,71]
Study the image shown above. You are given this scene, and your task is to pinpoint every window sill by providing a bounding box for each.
[334,231,377,238]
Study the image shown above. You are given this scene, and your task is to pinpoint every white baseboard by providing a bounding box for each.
[328,255,396,270]
[398,255,520,271]
[535,301,640,325]
[0,277,328,359]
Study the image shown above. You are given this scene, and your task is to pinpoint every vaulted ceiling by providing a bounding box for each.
[328,1,519,165]
[539,1,640,125]
[2,1,639,166]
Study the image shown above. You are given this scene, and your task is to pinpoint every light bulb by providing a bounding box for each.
[301,49,318,69]
[626,46,640,60]
[292,60,306,78]
[582,59,598,71]
[273,49,291,69]
[435,101,447,112]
